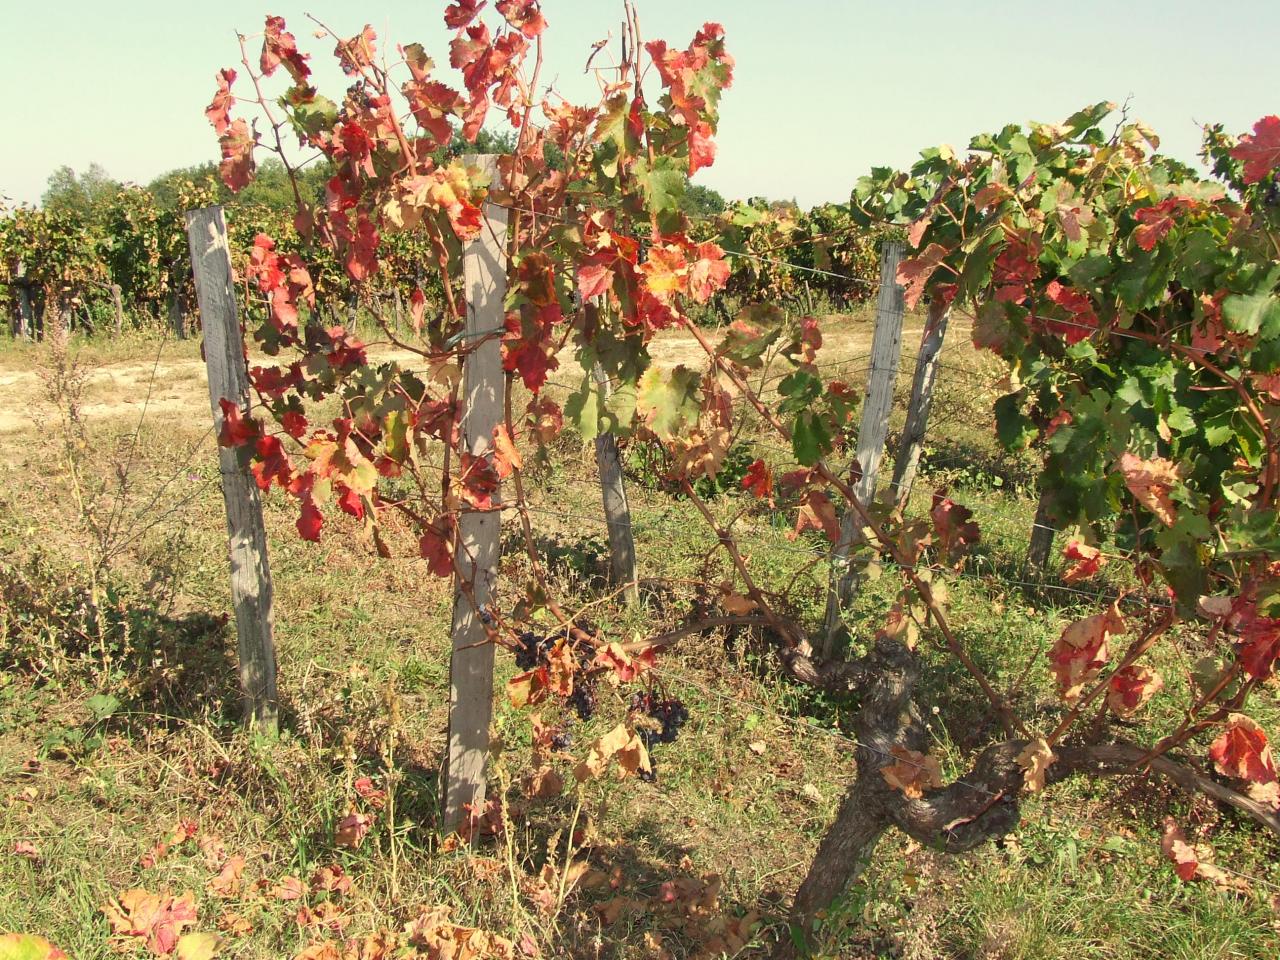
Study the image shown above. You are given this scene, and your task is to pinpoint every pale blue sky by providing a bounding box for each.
[4,1,1278,209]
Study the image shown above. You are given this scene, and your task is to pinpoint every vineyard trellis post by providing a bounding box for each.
[441,154,507,837]
[184,205,279,733]
[822,240,907,651]
[1025,487,1056,572]
[393,288,406,330]
[109,283,125,337]
[12,260,33,340]
[168,288,186,340]
[591,357,639,606]
[891,296,951,509]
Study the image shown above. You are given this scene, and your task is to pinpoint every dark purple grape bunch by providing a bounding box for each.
[514,631,551,669]
[512,623,602,721]
[630,692,690,750]
[628,693,689,783]
[567,681,598,721]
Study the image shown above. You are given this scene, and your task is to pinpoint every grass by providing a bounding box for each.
[0,321,1277,959]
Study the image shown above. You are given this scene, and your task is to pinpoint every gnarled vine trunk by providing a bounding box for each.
[772,633,1280,958]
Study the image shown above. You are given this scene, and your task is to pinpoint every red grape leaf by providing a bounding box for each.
[492,424,523,479]
[444,0,486,30]
[1048,601,1125,702]
[1106,665,1163,718]
[102,889,198,956]
[930,490,979,564]
[1061,539,1106,583]
[1232,600,1280,680]
[333,810,373,849]
[1040,280,1098,344]
[1118,452,1180,526]
[260,15,311,84]
[496,0,547,38]
[418,517,455,578]
[205,69,237,136]
[1230,115,1280,185]
[741,459,773,500]
[1208,714,1278,786]
[792,490,840,543]
[205,857,246,899]
[1160,818,1253,891]
[217,119,256,193]
[895,243,949,310]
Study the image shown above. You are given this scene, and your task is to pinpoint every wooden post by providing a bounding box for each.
[168,288,186,340]
[441,155,507,836]
[109,283,125,337]
[822,241,907,650]
[185,206,279,733]
[393,288,406,330]
[13,260,32,340]
[1025,486,1056,573]
[592,360,639,605]
[14,286,33,340]
[891,297,951,509]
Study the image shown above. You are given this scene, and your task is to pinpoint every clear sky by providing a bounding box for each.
[4,1,1278,209]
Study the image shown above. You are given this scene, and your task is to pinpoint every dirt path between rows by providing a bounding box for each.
[0,316,905,438]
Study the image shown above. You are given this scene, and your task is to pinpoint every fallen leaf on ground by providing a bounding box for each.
[1159,818,1251,892]
[141,819,199,869]
[206,857,245,898]
[0,934,68,960]
[102,888,198,955]
[12,841,40,861]
[176,932,222,960]
[334,810,374,849]
[269,876,308,901]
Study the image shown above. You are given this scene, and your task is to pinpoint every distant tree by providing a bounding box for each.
[42,164,120,221]
[682,183,727,218]
[148,158,331,214]
[147,163,222,210]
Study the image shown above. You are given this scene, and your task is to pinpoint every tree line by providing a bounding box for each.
[2,135,883,343]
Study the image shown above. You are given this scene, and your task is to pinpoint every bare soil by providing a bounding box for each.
[0,314,899,436]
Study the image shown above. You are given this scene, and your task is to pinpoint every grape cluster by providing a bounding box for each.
[626,694,689,783]
[567,681,598,720]
[510,624,602,719]
[631,693,690,748]
[514,631,551,670]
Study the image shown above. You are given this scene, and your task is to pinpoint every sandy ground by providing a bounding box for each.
[0,316,901,437]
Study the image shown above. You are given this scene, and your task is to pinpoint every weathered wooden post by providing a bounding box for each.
[592,359,639,605]
[109,283,125,337]
[1025,486,1056,573]
[822,241,907,651]
[168,288,186,340]
[441,155,507,836]
[891,297,951,509]
[12,261,33,340]
[185,206,279,733]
